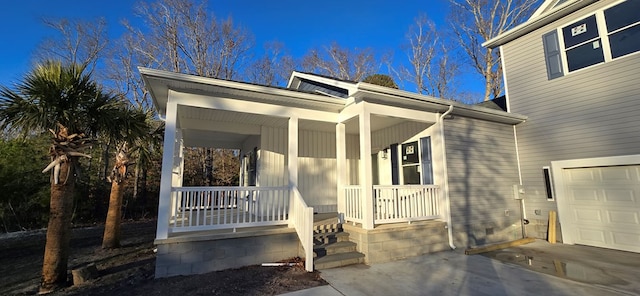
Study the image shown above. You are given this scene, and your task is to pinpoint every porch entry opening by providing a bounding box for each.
[399,137,433,185]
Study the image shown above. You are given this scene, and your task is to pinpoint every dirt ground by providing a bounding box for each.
[0,220,327,295]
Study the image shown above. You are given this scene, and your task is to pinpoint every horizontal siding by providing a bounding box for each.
[502,0,640,239]
[444,117,521,247]
[371,121,430,152]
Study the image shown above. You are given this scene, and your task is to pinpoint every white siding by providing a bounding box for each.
[371,121,430,153]
[259,126,287,187]
[444,117,522,247]
[502,1,640,239]
[258,126,360,210]
[299,129,337,210]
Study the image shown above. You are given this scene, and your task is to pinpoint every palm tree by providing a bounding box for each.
[0,60,128,293]
[101,106,154,249]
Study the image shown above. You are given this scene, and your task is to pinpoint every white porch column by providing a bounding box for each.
[336,123,346,223]
[172,130,184,187]
[359,104,374,229]
[156,100,178,240]
[288,116,299,189]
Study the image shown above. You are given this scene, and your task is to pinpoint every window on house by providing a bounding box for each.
[604,0,640,58]
[542,166,554,200]
[543,0,640,79]
[562,15,604,72]
[401,141,420,184]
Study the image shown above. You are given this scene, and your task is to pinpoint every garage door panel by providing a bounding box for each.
[566,169,598,182]
[576,228,607,244]
[611,231,640,248]
[561,164,640,253]
[608,211,639,225]
[603,188,637,203]
[601,166,635,181]
[567,188,599,201]
[574,208,602,223]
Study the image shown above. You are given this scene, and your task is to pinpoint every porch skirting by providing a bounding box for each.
[343,220,450,264]
[154,227,301,278]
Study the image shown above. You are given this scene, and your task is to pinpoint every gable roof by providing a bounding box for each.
[483,0,598,48]
[140,67,527,125]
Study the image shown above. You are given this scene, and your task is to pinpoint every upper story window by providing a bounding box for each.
[543,0,640,79]
[604,0,640,58]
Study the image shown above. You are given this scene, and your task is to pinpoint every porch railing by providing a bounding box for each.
[288,187,314,272]
[344,185,363,224]
[373,185,440,224]
[169,186,290,233]
[343,185,441,225]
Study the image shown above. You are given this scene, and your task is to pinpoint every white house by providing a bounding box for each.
[484,0,640,253]
[141,68,527,278]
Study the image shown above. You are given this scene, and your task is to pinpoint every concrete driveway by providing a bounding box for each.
[312,240,640,296]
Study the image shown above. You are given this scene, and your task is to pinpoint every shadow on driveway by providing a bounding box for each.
[319,240,639,296]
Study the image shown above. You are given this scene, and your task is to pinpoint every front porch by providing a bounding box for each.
[144,68,455,276]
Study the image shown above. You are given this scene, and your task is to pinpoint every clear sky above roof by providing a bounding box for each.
[0,0,480,94]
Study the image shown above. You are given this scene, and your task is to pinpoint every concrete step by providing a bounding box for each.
[314,241,358,257]
[314,251,365,269]
[314,223,342,234]
[313,230,350,245]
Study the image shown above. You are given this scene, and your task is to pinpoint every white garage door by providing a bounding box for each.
[561,165,640,252]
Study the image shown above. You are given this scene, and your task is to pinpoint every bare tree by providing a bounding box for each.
[124,0,253,79]
[109,0,251,189]
[449,0,538,101]
[400,14,438,95]
[248,41,295,86]
[36,18,109,75]
[301,42,376,81]
[394,14,460,100]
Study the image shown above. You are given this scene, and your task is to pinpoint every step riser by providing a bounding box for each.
[314,257,364,269]
[314,226,342,234]
[314,245,357,257]
[314,235,349,245]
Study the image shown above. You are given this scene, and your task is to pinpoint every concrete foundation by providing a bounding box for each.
[154,226,301,278]
[343,220,450,264]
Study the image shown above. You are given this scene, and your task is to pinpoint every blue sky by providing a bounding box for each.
[0,0,482,94]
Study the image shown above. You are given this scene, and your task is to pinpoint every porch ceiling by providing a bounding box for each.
[178,107,413,148]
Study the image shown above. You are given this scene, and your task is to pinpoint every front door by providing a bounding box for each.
[400,137,433,185]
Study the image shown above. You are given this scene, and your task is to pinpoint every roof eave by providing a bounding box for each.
[483,0,597,48]
[354,83,527,125]
[139,67,347,114]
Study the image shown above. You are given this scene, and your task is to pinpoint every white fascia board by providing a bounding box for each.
[139,67,346,114]
[169,90,339,123]
[138,67,165,116]
[483,0,597,48]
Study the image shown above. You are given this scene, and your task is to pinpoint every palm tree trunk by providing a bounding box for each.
[102,180,125,249]
[40,161,76,293]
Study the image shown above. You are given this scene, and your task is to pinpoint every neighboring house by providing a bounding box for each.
[141,68,527,278]
[484,0,640,253]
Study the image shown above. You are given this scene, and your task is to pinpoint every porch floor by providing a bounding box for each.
[158,212,340,245]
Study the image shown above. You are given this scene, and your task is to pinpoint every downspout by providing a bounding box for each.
[439,105,456,250]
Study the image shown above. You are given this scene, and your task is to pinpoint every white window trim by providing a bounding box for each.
[555,0,640,74]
